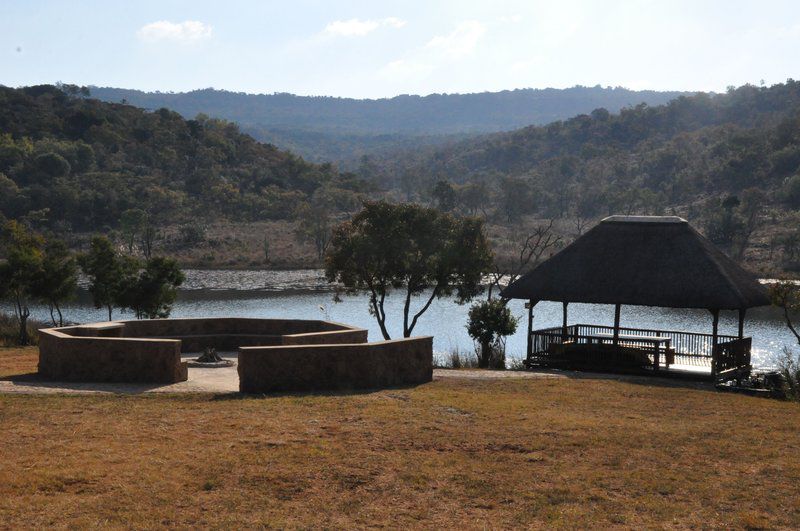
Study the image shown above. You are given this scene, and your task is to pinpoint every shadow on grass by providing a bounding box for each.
[1,372,182,394]
[212,381,431,401]
[527,367,715,391]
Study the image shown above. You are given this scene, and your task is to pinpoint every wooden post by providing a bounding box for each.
[738,308,746,339]
[612,303,621,346]
[710,309,720,377]
[561,302,569,339]
[526,300,536,361]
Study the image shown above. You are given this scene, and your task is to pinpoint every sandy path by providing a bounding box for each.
[0,357,567,395]
[1,354,710,395]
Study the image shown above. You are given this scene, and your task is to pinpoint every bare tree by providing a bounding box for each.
[572,216,594,238]
[486,219,562,301]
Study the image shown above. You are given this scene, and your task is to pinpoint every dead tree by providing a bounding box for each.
[487,219,562,302]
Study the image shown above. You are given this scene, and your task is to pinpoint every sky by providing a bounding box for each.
[1,0,799,99]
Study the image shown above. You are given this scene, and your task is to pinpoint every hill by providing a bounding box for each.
[0,84,367,233]
[355,82,800,274]
[365,82,800,211]
[89,86,690,163]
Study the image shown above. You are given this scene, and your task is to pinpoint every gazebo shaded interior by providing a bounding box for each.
[501,215,771,380]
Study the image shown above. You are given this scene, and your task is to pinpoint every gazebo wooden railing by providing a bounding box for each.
[528,323,750,378]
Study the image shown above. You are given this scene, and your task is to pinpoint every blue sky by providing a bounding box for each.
[1,0,799,98]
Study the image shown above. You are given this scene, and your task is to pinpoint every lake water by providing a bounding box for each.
[7,269,798,369]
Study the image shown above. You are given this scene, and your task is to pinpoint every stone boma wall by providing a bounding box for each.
[237,337,434,393]
[38,318,368,384]
[38,325,186,384]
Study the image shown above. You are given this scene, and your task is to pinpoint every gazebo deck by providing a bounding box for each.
[528,323,752,380]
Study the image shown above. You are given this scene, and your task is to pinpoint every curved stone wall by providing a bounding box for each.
[39,318,368,384]
[238,337,434,393]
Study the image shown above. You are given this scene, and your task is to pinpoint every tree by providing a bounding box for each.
[118,257,184,319]
[119,208,147,254]
[0,221,44,344]
[784,175,800,209]
[734,188,765,260]
[141,217,159,260]
[33,240,78,326]
[294,197,334,262]
[498,176,531,222]
[486,220,562,300]
[79,236,138,321]
[33,152,71,180]
[704,195,745,250]
[457,181,490,217]
[432,180,456,212]
[326,201,493,339]
[467,299,518,368]
[770,281,800,347]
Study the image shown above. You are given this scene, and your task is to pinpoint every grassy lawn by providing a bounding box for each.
[1,348,799,528]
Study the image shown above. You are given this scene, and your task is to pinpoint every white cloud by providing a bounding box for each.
[378,20,486,84]
[137,20,213,43]
[425,21,485,59]
[323,17,407,37]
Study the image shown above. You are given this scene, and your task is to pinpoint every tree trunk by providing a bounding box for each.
[478,340,492,368]
[369,288,391,340]
[18,306,30,346]
[107,304,113,322]
[55,302,64,327]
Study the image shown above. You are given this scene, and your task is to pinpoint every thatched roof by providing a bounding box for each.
[501,216,770,310]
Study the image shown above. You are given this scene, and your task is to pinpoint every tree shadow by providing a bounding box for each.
[211,380,431,401]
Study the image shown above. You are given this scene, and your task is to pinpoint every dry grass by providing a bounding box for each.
[1,347,799,528]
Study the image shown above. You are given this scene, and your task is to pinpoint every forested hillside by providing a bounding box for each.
[90,86,688,163]
[365,82,800,217]
[350,81,800,275]
[0,85,367,233]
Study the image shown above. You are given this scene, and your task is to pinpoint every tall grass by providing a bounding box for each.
[434,348,479,369]
[0,313,42,347]
[779,348,800,401]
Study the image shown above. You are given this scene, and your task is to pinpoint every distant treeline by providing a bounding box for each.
[89,85,689,162]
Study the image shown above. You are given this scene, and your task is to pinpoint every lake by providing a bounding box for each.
[8,269,798,369]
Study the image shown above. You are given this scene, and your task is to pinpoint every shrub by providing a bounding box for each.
[467,299,518,369]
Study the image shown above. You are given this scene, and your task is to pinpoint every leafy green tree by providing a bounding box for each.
[33,240,78,326]
[704,195,745,249]
[466,299,518,368]
[498,176,531,222]
[783,175,800,209]
[0,221,44,344]
[33,152,71,179]
[118,257,184,319]
[432,180,456,212]
[457,181,489,217]
[294,194,334,262]
[326,201,493,339]
[119,208,147,254]
[79,236,138,321]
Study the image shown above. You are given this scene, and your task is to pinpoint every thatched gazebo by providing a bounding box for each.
[501,215,771,380]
